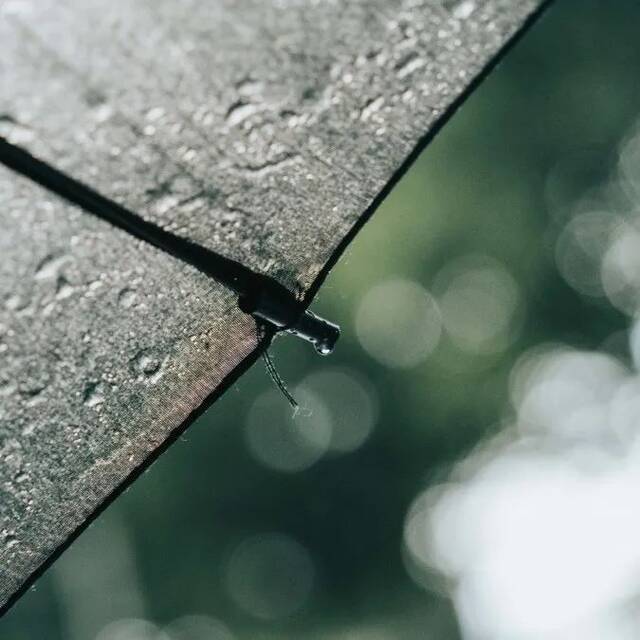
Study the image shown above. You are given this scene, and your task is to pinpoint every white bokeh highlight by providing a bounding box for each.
[403,115,640,640]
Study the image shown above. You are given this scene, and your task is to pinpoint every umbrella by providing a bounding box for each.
[0,0,549,614]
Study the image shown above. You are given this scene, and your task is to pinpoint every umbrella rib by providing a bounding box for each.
[0,136,339,354]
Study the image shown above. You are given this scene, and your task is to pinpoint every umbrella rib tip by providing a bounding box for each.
[285,310,340,355]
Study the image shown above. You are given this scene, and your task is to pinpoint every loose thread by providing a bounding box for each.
[262,349,299,413]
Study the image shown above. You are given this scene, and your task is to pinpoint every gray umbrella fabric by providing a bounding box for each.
[0,0,547,612]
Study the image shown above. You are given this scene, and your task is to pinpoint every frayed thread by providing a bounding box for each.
[262,349,299,414]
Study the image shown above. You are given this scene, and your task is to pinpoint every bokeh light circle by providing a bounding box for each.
[601,224,640,315]
[355,279,442,368]
[95,619,167,640]
[300,368,378,453]
[245,388,331,472]
[434,255,522,354]
[555,211,615,297]
[619,124,640,200]
[225,533,315,620]
[164,615,234,640]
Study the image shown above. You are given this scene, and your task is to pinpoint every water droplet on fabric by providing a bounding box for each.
[118,288,137,308]
[131,350,165,383]
[83,381,105,408]
[34,253,69,280]
[226,101,260,127]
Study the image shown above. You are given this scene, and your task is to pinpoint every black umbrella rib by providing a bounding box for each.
[0,136,339,354]
[0,138,257,294]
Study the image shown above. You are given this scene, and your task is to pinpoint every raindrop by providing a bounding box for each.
[395,53,424,79]
[236,78,264,97]
[21,423,37,437]
[151,194,179,216]
[34,253,69,280]
[2,530,18,551]
[55,275,74,300]
[360,96,384,122]
[451,0,476,20]
[226,101,259,127]
[83,381,105,408]
[92,103,114,123]
[145,107,165,122]
[19,382,47,404]
[5,293,29,312]
[0,377,15,396]
[87,280,103,293]
[0,113,34,143]
[5,536,18,550]
[118,287,138,309]
[131,350,165,385]
[2,450,22,480]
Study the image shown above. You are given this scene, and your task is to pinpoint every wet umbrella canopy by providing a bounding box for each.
[0,0,547,613]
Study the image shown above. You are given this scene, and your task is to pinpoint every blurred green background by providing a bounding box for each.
[5,0,640,638]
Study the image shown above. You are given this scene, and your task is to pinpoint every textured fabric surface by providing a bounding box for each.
[0,0,546,612]
[2,0,543,293]
[0,171,260,611]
